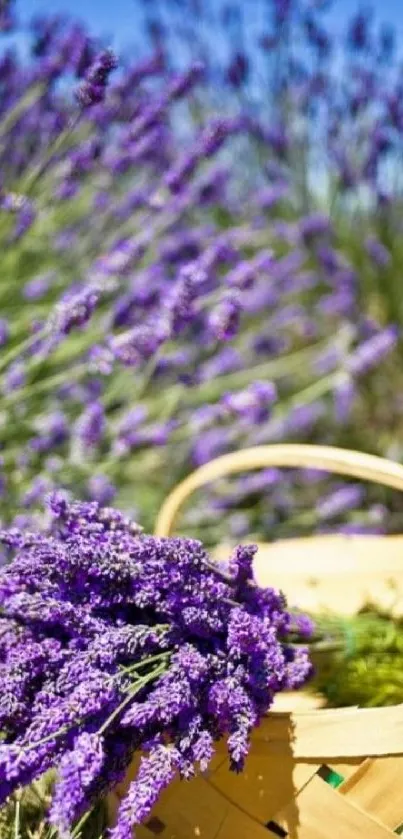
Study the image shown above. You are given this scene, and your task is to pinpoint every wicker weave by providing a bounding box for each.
[109,445,403,838]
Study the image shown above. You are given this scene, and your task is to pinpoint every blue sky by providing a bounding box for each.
[21,0,142,50]
[19,0,403,48]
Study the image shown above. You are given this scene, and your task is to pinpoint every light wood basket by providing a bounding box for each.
[109,445,403,839]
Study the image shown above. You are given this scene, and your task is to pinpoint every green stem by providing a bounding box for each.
[0,331,46,376]
[168,369,342,450]
[286,370,342,411]
[29,780,49,808]
[118,650,170,677]
[13,799,20,839]
[0,84,45,142]
[98,663,165,735]
[185,343,323,407]
[17,661,167,753]
[133,351,163,401]
[71,807,94,839]
[3,363,88,407]
[106,341,328,423]
[23,113,82,195]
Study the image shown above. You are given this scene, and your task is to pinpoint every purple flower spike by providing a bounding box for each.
[3,361,25,394]
[0,318,9,347]
[207,292,241,341]
[110,320,169,367]
[50,733,104,836]
[347,327,398,375]
[110,746,179,838]
[365,236,391,268]
[317,484,365,520]
[48,286,100,336]
[74,401,105,450]
[75,48,117,108]
[222,381,277,424]
[87,474,116,505]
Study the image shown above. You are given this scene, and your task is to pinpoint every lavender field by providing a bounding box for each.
[0,0,401,545]
[1,0,403,835]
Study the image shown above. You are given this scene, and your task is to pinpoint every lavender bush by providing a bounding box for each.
[0,5,400,550]
[139,0,403,213]
[0,493,311,837]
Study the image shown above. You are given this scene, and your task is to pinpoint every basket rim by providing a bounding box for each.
[155,444,403,537]
[155,444,403,727]
[254,702,403,758]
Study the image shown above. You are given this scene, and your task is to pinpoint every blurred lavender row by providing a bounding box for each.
[0,1,401,552]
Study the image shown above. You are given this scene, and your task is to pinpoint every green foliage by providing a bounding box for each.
[0,773,107,839]
[311,607,403,707]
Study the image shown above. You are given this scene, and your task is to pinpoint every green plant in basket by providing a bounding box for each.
[311,607,403,708]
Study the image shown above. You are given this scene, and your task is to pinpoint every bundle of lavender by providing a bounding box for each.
[0,493,312,838]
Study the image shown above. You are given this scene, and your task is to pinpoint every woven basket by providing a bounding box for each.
[109,445,403,838]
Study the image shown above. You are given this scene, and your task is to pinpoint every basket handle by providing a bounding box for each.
[155,444,403,537]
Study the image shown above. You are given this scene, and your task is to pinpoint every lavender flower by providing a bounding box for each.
[49,733,105,837]
[3,361,25,393]
[299,212,331,242]
[87,474,116,505]
[0,318,9,346]
[333,378,356,423]
[75,48,117,107]
[365,235,391,268]
[73,401,105,450]
[168,61,204,99]
[110,320,169,366]
[347,327,398,375]
[257,183,289,210]
[23,271,55,301]
[207,292,241,341]
[22,476,54,508]
[167,265,200,335]
[222,381,277,423]
[316,484,365,520]
[12,203,36,240]
[0,0,15,32]
[48,286,101,336]
[110,746,179,839]
[227,52,249,88]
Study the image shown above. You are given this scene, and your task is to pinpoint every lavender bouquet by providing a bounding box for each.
[0,493,311,838]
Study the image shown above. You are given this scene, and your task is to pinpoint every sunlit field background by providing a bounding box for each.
[0,0,403,550]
